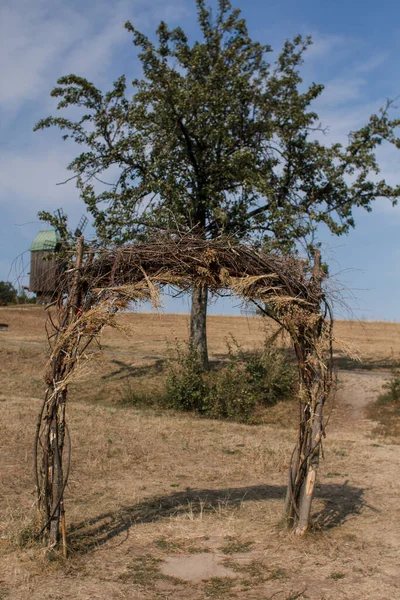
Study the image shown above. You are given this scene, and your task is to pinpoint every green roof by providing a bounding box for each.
[30,230,61,252]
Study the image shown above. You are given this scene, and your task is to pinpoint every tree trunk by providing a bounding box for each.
[190,284,209,369]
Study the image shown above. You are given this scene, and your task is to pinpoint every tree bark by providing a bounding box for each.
[190,284,209,369]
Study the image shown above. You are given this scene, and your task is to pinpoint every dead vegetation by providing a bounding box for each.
[0,307,399,599]
[367,396,400,439]
[1,305,400,365]
[366,366,400,440]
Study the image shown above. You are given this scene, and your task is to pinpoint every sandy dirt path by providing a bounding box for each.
[311,370,400,599]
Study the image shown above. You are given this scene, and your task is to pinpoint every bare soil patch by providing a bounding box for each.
[161,553,237,582]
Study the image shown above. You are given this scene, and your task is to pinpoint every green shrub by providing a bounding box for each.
[163,338,296,423]
[206,358,259,422]
[382,365,400,403]
[163,342,210,413]
[240,341,295,406]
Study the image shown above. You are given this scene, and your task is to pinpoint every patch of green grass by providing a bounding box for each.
[223,558,286,586]
[117,384,163,408]
[268,566,287,580]
[329,571,346,580]
[203,577,236,597]
[365,365,400,438]
[17,517,41,549]
[241,560,266,584]
[218,536,254,554]
[154,537,184,552]
[154,536,206,554]
[222,447,242,455]
[118,554,187,589]
[118,555,162,586]
[223,558,267,585]
[367,392,400,439]
[333,449,347,456]
[343,533,357,542]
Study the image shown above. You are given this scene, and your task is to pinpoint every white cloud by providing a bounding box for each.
[0,0,191,253]
[318,77,366,107]
[62,0,190,78]
[305,32,349,60]
[313,101,377,146]
[0,0,190,115]
[0,146,78,210]
[0,0,86,109]
[354,53,389,74]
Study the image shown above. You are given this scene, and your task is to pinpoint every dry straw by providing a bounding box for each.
[34,234,333,554]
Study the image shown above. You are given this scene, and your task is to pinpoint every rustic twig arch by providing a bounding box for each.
[35,235,333,555]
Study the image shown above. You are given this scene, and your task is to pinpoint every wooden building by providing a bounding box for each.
[29,230,61,303]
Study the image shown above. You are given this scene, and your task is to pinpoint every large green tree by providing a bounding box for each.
[35,0,400,366]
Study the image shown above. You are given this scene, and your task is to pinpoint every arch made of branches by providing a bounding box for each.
[35,235,333,555]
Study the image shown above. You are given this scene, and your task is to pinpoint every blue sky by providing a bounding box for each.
[1,0,400,319]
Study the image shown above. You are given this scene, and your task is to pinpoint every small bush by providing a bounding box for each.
[164,342,210,413]
[367,364,400,438]
[206,359,259,422]
[382,365,400,403]
[163,338,296,423]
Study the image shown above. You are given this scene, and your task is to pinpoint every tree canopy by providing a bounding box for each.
[0,281,17,305]
[0,281,35,305]
[35,0,400,254]
[35,0,400,367]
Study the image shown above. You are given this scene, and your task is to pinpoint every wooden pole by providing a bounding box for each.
[70,236,84,317]
[39,237,84,555]
[295,250,324,535]
[285,250,327,534]
[295,391,324,535]
[61,236,84,557]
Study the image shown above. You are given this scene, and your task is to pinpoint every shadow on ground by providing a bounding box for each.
[333,355,393,371]
[102,358,166,381]
[99,352,394,382]
[68,482,367,553]
[313,479,374,529]
[100,353,290,383]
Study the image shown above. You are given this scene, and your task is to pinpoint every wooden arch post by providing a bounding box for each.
[35,237,84,555]
[284,250,332,534]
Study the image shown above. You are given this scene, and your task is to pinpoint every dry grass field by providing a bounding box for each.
[0,306,399,600]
